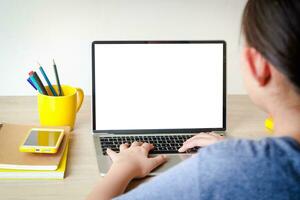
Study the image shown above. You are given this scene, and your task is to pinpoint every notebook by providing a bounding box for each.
[0,142,69,180]
[0,123,70,170]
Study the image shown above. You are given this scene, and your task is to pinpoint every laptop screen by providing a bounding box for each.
[92,41,226,133]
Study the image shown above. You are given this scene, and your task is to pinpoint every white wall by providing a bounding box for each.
[0,0,247,96]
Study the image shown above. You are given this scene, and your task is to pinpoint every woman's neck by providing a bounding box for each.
[272,104,300,143]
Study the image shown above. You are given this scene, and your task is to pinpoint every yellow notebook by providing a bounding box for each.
[0,142,69,180]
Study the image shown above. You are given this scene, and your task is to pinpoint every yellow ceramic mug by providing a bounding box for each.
[37,85,84,130]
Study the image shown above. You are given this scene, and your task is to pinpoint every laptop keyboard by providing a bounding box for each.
[100,135,199,155]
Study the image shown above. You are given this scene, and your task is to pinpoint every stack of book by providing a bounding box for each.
[0,123,70,180]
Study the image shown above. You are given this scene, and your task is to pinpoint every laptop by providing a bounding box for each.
[92,41,226,176]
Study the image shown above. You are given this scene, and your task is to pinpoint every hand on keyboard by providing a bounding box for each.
[178,132,225,152]
[106,142,167,178]
[100,135,199,155]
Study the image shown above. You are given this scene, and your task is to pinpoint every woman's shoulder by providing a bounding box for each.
[193,137,300,199]
[200,136,300,156]
[196,136,300,172]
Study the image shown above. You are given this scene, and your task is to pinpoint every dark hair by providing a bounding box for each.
[242,0,300,92]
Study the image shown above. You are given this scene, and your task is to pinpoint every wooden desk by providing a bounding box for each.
[0,95,268,200]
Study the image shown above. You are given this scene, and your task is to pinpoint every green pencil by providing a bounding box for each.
[53,59,63,96]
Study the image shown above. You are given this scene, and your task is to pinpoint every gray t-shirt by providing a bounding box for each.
[115,137,300,200]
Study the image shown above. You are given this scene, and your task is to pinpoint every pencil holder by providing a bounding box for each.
[37,85,84,130]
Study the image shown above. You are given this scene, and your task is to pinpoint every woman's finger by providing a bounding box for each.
[183,134,214,145]
[184,133,215,144]
[178,140,199,152]
[131,141,142,147]
[106,148,117,160]
[119,143,129,151]
[150,155,167,169]
[141,143,154,152]
[179,138,213,152]
[209,132,223,137]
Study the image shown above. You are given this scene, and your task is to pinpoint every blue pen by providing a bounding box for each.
[27,78,37,90]
[38,63,58,96]
[29,75,43,94]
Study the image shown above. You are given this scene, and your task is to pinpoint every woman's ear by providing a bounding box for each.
[243,47,271,86]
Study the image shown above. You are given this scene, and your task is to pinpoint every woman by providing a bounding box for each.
[87,0,300,199]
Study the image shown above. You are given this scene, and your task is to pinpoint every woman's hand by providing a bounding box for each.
[178,132,225,152]
[86,142,167,200]
[107,142,167,178]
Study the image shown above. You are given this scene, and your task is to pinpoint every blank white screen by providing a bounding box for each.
[94,43,224,130]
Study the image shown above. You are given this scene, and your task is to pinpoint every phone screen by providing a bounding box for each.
[24,130,63,147]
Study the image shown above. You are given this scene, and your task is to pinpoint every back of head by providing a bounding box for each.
[242,0,300,93]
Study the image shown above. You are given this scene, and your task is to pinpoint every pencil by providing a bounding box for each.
[29,75,43,94]
[29,71,48,95]
[27,78,37,90]
[38,62,58,96]
[53,59,63,96]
